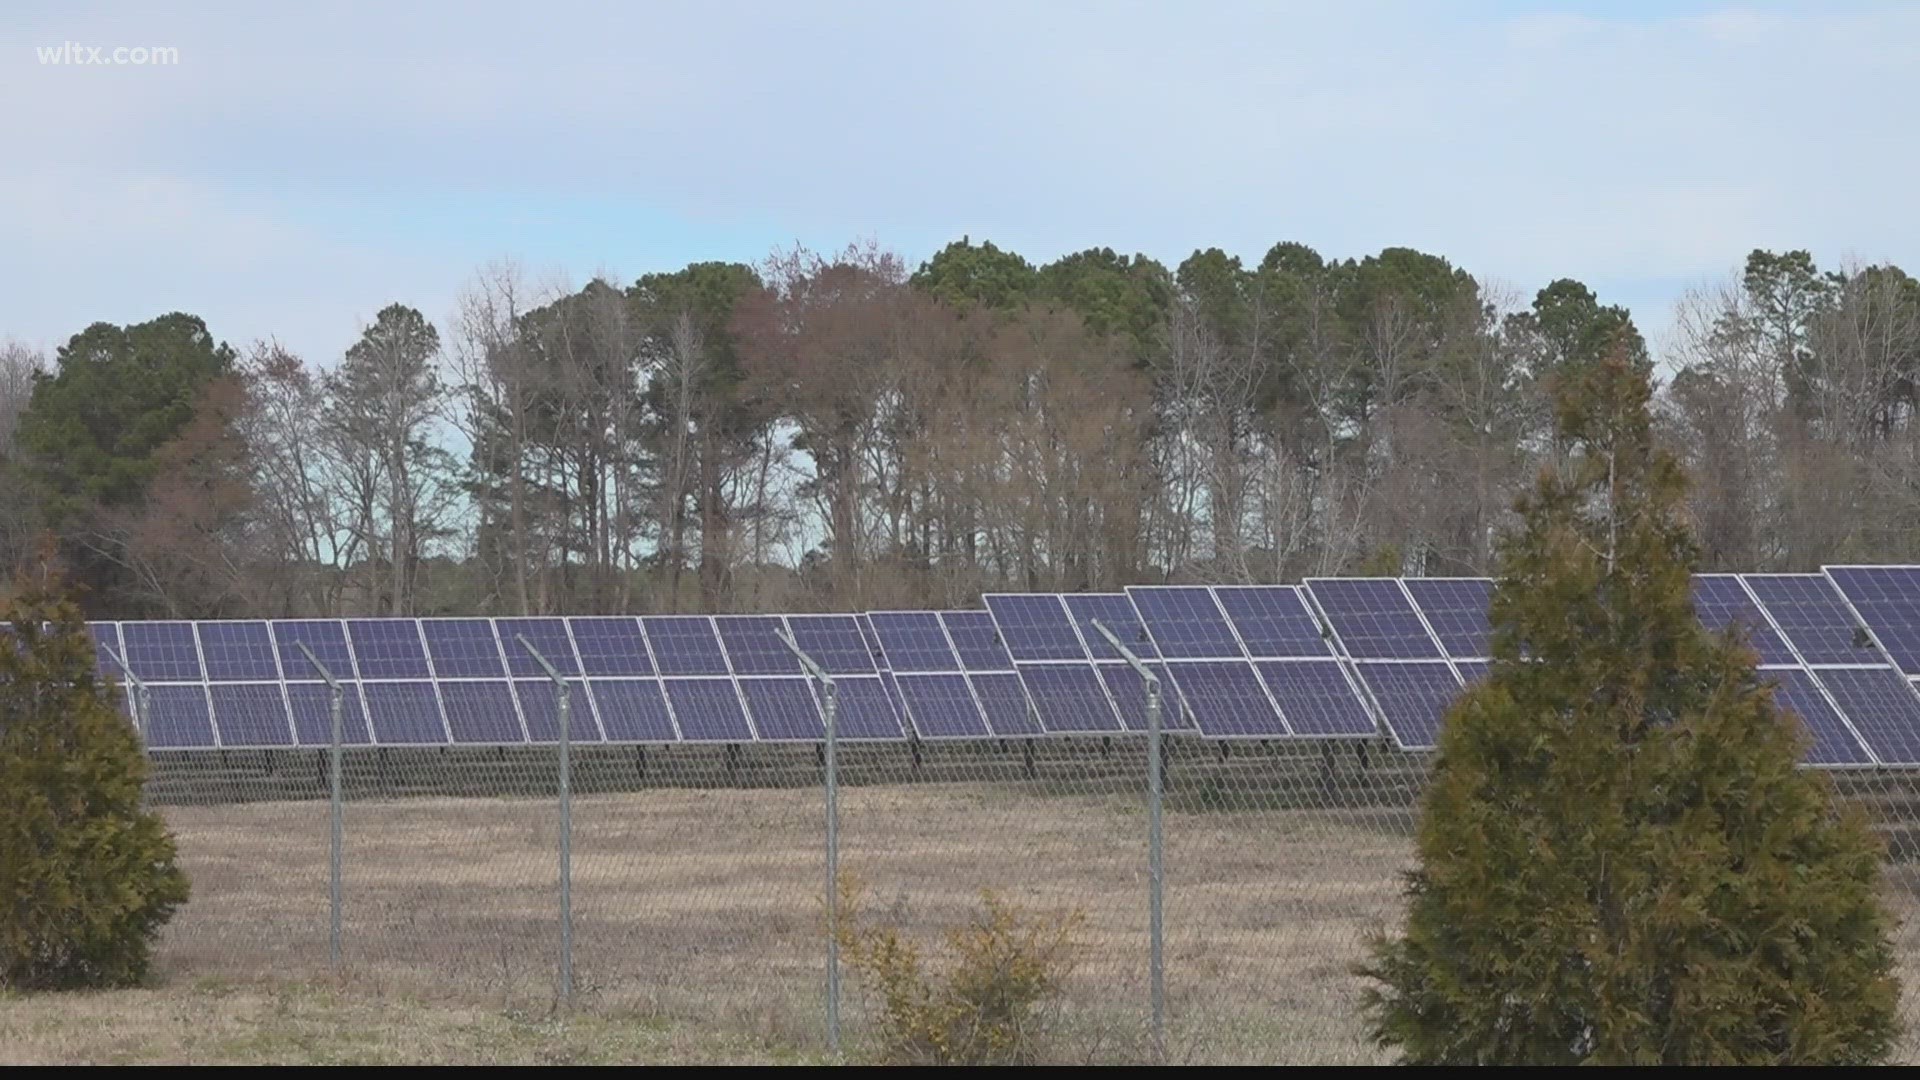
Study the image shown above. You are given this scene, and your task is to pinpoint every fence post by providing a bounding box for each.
[298,643,347,973]
[778,627,840,1057]
[1093,619,1166,1060]
[517,634,574,1010]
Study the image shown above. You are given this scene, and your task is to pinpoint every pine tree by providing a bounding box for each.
[0,579,190,989]
[1361,351,1899,1064]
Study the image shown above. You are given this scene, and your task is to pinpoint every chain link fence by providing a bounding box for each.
[131,667,1920,1064]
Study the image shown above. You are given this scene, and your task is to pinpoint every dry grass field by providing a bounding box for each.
[8,773,1920,1064]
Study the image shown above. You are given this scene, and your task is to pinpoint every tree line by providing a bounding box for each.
[1,240,1915,619]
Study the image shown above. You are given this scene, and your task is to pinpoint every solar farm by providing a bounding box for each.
[52,568,1920,1063]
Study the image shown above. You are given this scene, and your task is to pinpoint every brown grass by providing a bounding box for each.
[6,778,1920,1063]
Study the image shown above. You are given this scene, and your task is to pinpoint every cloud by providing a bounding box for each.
[1,1,1916,365]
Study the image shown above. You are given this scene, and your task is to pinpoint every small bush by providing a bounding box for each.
[833,875,1083,1064]
[0,583,190,989]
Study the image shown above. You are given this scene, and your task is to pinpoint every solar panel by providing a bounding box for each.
[1125,586,1243,659]
[661,678,754,741]
[1061,593,1158,660]
[1252,660,1374,737]
[145,684,216,748]
[1401,578,1494,660]
[970,671,1042,737]
[714,616,802,676]
[1354,661,1462,750]
[1823,566,1920,675]
[438,680,527,744]
[737,677,820,740]
[825,677,910,740]
[1304,579,1443,660]
[1690,574,1794,665]
[207,682,294,747]
[361,681,448,744]
[867,611,962,673]
[1810,667,1920,766]
[498,618,581,677]
[785,615,881,674]
[1163,660,1287,738]
[1765,669,1873,767]
[1016,664,1123,732]
[982,594,1089,662]
[643,616,733,676]
[420,619,508,678]
[285,681,373,745]
[272,620,354,681]
[347,620,432,679]
[513,678,602,742]
[198,621,282,681]
[122,621,205,681]
[1742,574,1885,667]
[1454,659,1491,684]
[585,678,678,742]
[942,611,1016,670]
[89,622,124,680]
[893,673,991,739]
[1212,586,1331,659]
[1096,662,1193,731]
[568,617,654,676]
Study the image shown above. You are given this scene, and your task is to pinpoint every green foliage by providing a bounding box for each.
[911,237,1038,310]
[1361,352,1899,1065]
[0,580,189,989]
[833,875,1083,1065]
[16,313,235,522]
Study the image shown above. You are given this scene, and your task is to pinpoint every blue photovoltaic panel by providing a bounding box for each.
[1825,566,1920,675]
[1304,580,1442,660]
[122,621,205,681]
[1062,593,1158,661]
[1164,660,1287,737]
[498,618,581,677]
[1812,667,1920,766]
[1743,574,1883,667]
[421,619,507,678]
[1096,662,1193,731]
[1253,660,1374,737]
[895,673,990,739]
[716,615,804,675]
[512,679,603,742]
[197,621,281,681]
[568,617,654,676]
[146,684,216,748]
[942,611,1016,671]
[286,682,373,745]
[1454,660,1491,684]
[272,620,354,681]
[1767,669,1872,767]
[1126,586,1243,659]
[1017,663,1122,733]
[662,679,754,741]
[90,622,123,678]
[586,679,678,743]
[785,614,880,675]
[1355,661,1462,750]
[439,680,525,744]
[829,677,910,740]
[207,682,294,747]
[868,612,961,673]
[643,617,732,676]
[1690,574,1794,665]
[347,620,431,679]
[1213,586,1330,659]
[971,671,1042,737]
[738,677,822,740]
[361,681,448,745]
[983,594,1089,662]
[1402,579,1495,660]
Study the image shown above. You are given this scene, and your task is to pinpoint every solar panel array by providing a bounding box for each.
[49,565,1920,766]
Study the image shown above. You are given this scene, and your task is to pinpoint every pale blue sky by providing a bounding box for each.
[3,1,1915,366]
